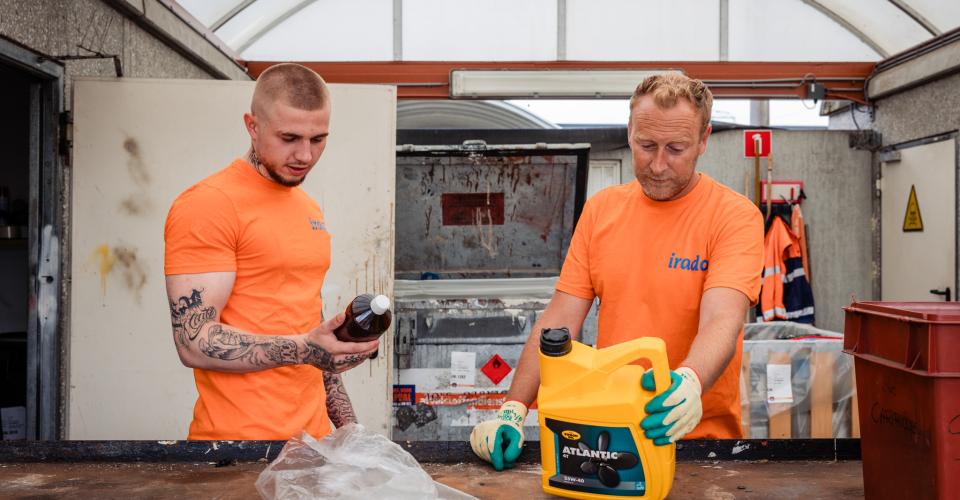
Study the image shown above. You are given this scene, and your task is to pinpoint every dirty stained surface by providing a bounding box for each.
[0,461,864,499]
[395,154,578,279]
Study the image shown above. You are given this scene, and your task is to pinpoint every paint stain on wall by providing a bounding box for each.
[93,244,148,302]
[123,137,151,187]
[119,136,153,216]
[94,245,115,296]
[119,195,151,216]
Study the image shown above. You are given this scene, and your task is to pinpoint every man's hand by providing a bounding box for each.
[301,313,379,373]
[470,401,527,471]
[640,367,702,445]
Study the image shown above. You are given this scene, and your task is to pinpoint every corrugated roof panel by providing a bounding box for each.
[566,0,720,61]
[402,0,557,61]
[814,0,931,56]
[729,0,881,61]
[241,0,393,61]
[902,0,960,34]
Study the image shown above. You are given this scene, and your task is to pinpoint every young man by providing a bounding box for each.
[471,73,764,470]
[164,63,377,440]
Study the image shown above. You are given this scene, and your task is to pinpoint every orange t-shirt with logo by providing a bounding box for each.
[164,158,332,440]
[556,173,763,439]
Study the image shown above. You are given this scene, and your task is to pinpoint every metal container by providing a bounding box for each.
[392,142,596,441]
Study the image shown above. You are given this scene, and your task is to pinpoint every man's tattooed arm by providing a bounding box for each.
[168,288,216,348]
[167,285,377,373]
[199,325,300,366]
[323,372,357,427]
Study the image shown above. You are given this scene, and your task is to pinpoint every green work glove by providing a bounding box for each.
[469,400,528,471]
[640,367,703,446]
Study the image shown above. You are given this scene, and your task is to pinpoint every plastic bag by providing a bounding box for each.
[256,424,477,500]
[741,322,856,438]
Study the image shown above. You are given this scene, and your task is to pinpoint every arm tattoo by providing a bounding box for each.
[302,341,368,372]
[169,289,216,347]
[323,372,357,427]
[199,325,300,367]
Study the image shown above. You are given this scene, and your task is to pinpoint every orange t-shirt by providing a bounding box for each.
[164,158,332,440]
[556,173,763,439]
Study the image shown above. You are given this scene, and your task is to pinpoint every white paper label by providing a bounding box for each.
[450,351,477,387]
[766,364,793,404]
[1,406,26,440]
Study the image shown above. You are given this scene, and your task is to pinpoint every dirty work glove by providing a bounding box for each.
[469,401,527,471]
[640,367,702,446]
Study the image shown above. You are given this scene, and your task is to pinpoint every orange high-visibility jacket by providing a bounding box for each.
[758,216,814,323]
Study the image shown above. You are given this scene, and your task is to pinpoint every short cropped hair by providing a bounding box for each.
[629,72,713,134]
[252,63,330,115]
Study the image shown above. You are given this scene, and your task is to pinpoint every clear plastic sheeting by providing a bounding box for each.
[740,322,856,439]
[256,425,476,500]
[176,0,960,62]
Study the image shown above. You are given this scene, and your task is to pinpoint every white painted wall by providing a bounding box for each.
[68,78,396,439]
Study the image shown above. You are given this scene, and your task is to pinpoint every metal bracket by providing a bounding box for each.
[879,149,901,163]
[395,315,415,369]
[58,111,72,164]
[461,139,487,152]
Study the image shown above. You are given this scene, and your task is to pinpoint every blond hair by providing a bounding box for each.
[252,63,330,115]
[629,72,713,134]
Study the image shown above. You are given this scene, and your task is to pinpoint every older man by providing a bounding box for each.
[471,73,764,470]
[164,63,378,440]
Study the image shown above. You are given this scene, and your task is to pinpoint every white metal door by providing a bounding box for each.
[881,137,956,301]
[586,159,622,200]
[69,78,396,439]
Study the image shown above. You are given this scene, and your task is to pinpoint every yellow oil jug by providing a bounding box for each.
[537,328,675,500]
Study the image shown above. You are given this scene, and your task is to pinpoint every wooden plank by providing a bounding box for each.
[768,352,792,439]
[810,351,835,438]
[741,351,751,438]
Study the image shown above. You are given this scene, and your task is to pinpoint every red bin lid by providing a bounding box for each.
[845,301,960,323]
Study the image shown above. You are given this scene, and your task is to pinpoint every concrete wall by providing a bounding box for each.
[0,0,220,108]
[872,71,960,147]
[609,130,874,333]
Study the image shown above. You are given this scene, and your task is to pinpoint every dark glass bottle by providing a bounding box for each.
[333,294,392,343]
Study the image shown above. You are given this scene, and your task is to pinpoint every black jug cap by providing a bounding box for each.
[540,328,572,357]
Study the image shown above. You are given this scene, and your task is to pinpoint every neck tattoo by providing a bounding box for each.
[248,148,266,177]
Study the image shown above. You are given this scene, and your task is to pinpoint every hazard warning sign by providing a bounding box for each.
[902,184,924,232]
[480,354,512,385]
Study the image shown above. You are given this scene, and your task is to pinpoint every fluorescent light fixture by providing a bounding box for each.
[450,70,678,99]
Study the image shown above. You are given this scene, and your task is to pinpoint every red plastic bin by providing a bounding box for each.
[843,301,960,500]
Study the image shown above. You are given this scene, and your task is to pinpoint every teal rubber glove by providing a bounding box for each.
[469,401,527,471]
[640,367,703,446]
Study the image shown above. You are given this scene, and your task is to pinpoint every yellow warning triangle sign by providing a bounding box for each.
[903,184,924,232]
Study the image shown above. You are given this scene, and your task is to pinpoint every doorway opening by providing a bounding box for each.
[0,37,64,440]
[0,59,32,441]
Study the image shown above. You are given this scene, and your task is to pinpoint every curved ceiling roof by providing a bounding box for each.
[177,0,960,62]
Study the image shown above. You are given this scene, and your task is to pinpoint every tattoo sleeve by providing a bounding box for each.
[323,372,357,427]
[199,325,300,367]
[169,288,374,374]
[169,288,302,371]
[302,340,368,372]
[169,289,216,348]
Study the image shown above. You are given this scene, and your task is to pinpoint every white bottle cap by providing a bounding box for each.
[370,295,391,315]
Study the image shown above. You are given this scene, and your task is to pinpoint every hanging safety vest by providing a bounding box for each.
[757,216,815,323]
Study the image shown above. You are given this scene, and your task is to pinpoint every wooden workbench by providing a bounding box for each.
[0,439,864,498]
[0,460,863,498]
